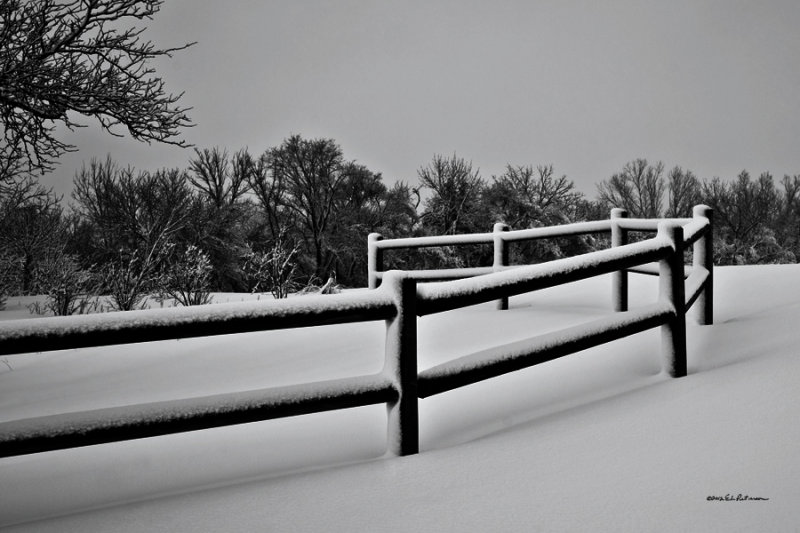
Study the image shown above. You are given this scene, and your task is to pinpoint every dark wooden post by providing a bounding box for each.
[658,222,687,378]
[493,222,510,310]
[611,208,629,312]
[382,271,419,456]
[692,205,713,325]
[368,232,383,289]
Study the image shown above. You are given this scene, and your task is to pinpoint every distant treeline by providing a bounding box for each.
[1,134,798,313]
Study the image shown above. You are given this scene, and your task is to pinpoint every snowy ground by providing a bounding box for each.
[1,265,799,531]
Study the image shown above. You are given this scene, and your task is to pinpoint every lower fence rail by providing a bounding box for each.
[684,267,710,311]
[418,302,675,398]
[416,236,672,316]
[627,262,692,278]
[0,374,397,458]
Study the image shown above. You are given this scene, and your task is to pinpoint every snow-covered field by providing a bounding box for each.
[1,265,799,532]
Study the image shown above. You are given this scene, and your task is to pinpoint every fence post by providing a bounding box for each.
[368,233,384,289]
[382,270,419,456]
[692,205,714,325]
[611,208,629,312]
[493,222,510,310]
[658,222,687,378]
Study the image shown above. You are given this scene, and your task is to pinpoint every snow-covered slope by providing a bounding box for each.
[1,265,798,531]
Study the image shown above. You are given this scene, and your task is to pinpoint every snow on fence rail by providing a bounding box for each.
[0,206,713,459]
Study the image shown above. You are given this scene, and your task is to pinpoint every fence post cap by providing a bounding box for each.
[692,204,713,217]
[493,222,510,232]
[610,208,629,218]
[368,232,383,242]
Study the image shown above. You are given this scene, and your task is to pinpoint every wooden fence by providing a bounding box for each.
[0,206,713,458]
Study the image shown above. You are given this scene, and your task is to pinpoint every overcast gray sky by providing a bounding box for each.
[47,0,800,199]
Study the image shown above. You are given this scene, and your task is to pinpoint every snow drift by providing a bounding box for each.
[0,265,798,531]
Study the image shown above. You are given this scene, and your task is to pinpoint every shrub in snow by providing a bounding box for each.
[101,247,165,311]
[156,245,214,306]
[27,253,99,316]
[714,227,796,265]
[241,237,300,299]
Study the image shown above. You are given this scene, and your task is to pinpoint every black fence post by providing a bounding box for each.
[658,222,687,377]
[493,222,510,310]
[611,208,629,312]
[382,271,419,456]
[692,205,714,325]
[368,232,384,289]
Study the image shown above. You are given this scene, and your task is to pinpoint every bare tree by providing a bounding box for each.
[267,135,349,279]
[418,153,484,234]
[482,164,589,263]
[0,176,63,293]
[0,0,194,180]
[72,157,196,305]
[777,174,800,259]
[328,162,387,281]
[247,150,292,243]
[72,157,194,258]
[700,171,789,264]
[188,147,252,207]
[665,166,700,218]
[377,181,419,237]
[485,164,581,227]
[597,159,666,218]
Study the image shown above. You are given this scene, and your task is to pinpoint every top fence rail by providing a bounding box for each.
[368,206,713,320]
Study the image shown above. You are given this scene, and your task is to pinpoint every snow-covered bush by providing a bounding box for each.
[241,238,300,299]
[100,248,165,311]
[28,254,99,316]
[714,228,796,265]
[157,245,214,306]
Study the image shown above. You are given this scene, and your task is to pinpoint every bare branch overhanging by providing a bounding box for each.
[0,0,194,181]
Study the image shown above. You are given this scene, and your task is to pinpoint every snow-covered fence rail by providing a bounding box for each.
[414,236,671,315]
[0,374,399,459]
[0,290,410,457]
[370,205,713,322]
[0,207,712,459]
[0,292,397,355]
[417,302,675,397]
[368,220,611,289]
